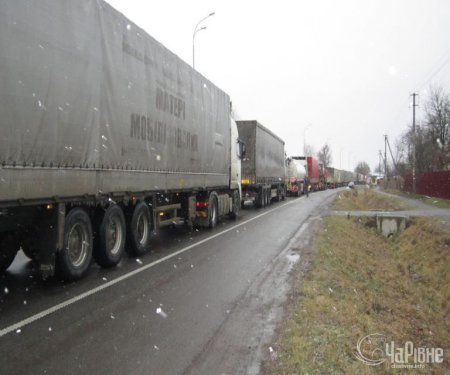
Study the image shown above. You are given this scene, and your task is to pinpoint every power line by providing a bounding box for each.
[415,47,450,92]
[387,48,450,133]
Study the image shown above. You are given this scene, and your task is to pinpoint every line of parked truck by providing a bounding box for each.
[285,156,364,195]
[0,0,363,281]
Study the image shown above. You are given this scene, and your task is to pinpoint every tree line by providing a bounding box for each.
[315,143,370,176]
[396,86,450,175]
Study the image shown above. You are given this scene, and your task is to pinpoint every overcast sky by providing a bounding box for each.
[106,0,450,172]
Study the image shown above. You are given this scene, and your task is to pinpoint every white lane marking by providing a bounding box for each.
[0,197,303,337]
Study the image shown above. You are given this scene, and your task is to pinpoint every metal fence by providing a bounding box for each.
[404,171,450,199]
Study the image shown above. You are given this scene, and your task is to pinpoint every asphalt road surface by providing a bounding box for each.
[0,189,339,375]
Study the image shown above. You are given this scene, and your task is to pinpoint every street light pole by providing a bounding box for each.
[192,12,215,69]
[303,124,311,155]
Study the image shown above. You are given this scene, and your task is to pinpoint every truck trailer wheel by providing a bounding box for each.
[56,208,93,280]
[95,205,126,268]
[256,189,264,208]
[230,190,240,219]
[208,194,218,228]
[0,233,19,273]
[128,202,152,256]
[266,190,271,206]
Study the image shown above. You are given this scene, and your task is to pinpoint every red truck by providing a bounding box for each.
[306,156,320,190]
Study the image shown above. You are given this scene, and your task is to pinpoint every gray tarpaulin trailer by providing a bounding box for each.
[237,120,286,207]
[0,0,243,279]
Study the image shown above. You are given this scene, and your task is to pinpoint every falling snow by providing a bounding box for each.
[156,307,168,318]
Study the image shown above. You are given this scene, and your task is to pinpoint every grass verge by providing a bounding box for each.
[384,188,450,209]
[263,216,449,374]
[333,188,413,211]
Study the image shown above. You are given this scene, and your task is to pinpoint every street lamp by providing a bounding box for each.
[192,12,215,69]
[303,124,311,155]
[348,153,353,171]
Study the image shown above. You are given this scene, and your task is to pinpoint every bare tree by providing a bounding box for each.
[397,86,450,174]
[317,143,332,168]
[354,161,370,175]
[423,86,450,170]
[374,164,383,175]
[394,135,409,176]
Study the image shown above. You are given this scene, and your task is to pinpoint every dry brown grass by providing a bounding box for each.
[333,188,413,211]
[264,216,449,374]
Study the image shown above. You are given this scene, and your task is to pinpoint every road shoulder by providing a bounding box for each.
[185,213,325,375]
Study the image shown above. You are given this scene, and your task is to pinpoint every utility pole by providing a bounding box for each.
[411,93,418,194]
[385,135,397,176]
[378,150,383,175]
[384,134,387,182]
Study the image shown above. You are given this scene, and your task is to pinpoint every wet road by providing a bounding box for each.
[0,189,339,375]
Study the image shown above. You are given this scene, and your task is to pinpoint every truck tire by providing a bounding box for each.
[266,190,271,206]
[95,205,126,268]
[255,194,262,208]
[230,190,240,219]
[56,208,93,280]
[275,188,281,202]
[128,202,152,256]
[208,194,218,228]
[256,188,264,208]
[0,233,19,273]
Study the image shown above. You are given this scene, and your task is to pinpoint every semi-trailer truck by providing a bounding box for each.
[236,121,286,207]
[327,167,343,188]
[286,157,307,196]
[0,0,244,280]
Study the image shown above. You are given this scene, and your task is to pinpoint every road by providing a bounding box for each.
[0,189,339,375]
